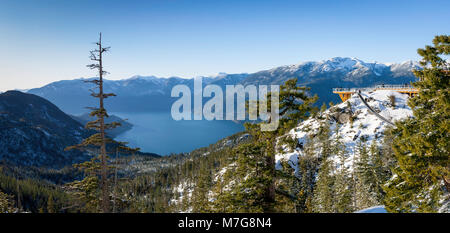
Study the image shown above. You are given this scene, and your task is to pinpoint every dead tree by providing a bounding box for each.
[86,32,114,213]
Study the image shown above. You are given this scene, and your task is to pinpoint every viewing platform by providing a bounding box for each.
[332,84,418,102]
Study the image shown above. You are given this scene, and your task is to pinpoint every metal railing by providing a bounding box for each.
[333,84,417,93]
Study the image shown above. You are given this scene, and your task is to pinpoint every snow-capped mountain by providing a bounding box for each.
[26,57,419,114]
[275,90,413,174]
[241,57,419,107]
[242,57,419,84]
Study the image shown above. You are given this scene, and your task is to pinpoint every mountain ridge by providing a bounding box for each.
[0,91,92,168]
[27,57,419,114]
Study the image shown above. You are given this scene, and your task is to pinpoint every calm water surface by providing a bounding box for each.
[113,112,244,155]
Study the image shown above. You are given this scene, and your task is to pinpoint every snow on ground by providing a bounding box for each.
[169,181,193,207]
[355,205,388,213]
[214,162,236,183]
[276,90,413,173]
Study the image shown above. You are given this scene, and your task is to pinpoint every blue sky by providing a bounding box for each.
[0,0,449,91]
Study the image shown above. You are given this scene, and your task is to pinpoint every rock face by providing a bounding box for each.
[0,91,92,168]
[329,105,354,124]
[338,112,352,124]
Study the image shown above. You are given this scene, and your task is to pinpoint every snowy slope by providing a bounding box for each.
[276,90,413,173]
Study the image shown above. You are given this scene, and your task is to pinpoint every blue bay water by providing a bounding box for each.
[112,112,244,155]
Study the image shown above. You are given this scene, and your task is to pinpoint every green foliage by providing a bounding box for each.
[66,174,100,212]
[320,103,327,113]
[47,194,56,213]
[0,172,68,213]
[0,190,15,213]
[191,162,213,212]
[296,136,319,213]
[354,140,379,209]
[311,122,335,212]
[384,35,450,213]
[222,143,268,213]
[248,79,317,212]
[332,127,354,213]
[277,78,319,134]
[312,156,334,212]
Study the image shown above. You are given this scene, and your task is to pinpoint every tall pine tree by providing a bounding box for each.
[384,35,449,212]
[354,139,379,209]
[333,127,354,213]
[219,78,317,212]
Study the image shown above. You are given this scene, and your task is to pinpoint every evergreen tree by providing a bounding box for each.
[67,163,101,212]
[47,194,56,213]
[211,172,228,213]
[380,127,397,170]
[354,139,378,209]
[320,102,327,113]
[296,136,319,213]
[312,156,334,213]
[191,162,212,212]
[311,122,335,212]
[241,78,317,212]
[228,143,266,213]
[369,141,387,203]
[317,121,333,160]
[333,127,354,212]
[65,33,138,213]
[384,35,449,212]
[0,190,15,213]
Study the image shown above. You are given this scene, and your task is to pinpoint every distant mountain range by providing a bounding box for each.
[27,57,420,114]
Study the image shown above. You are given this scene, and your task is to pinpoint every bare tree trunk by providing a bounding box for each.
[16,177,22,212]
[98,33,109,213]
[263,139,276,213]
[113,147,119,213]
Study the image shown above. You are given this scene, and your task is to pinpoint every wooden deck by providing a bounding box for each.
[332,85,418,102]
